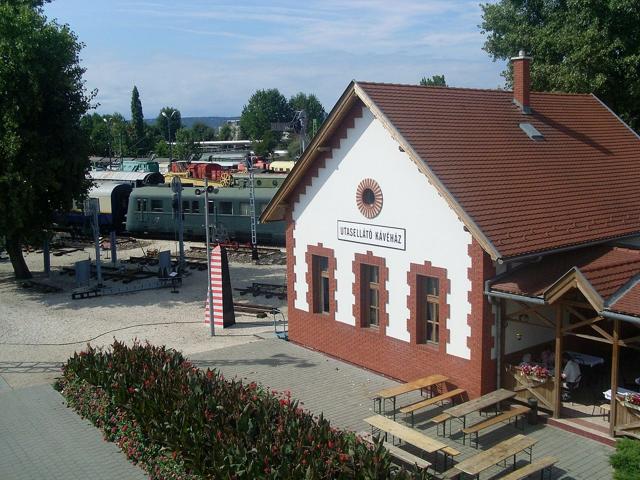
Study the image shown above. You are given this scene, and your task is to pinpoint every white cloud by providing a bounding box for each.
[62,0,506,116]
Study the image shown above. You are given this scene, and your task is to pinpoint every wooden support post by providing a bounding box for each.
[610,319,620,437]
[553,305,563,419]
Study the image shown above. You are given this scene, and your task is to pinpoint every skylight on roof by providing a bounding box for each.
[519,123,544,141]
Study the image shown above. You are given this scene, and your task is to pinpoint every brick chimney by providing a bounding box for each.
[511,50,532,113]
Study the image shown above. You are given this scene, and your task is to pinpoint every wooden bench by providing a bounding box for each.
[383,442,431,470]
[400,388,466,427]
[356,432,431,470]
[462,405,530,448]
[441,434,536,479]
[430,413,452,437]
[499,456,557,480]
[373,374,448,420]
[440,446,461,470]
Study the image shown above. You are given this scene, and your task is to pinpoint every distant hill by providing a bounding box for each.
[144,116,239,129]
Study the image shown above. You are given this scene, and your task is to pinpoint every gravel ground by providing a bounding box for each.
[0,238,286,389]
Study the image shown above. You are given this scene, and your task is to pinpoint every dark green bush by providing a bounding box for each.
[58,340,426,479]
[611,438,640,480]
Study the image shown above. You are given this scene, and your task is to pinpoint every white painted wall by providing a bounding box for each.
[503,301,555,355]
[292,107,474,359]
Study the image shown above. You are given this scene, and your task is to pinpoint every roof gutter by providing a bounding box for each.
[484,278,546,305]
[601,310,640,327]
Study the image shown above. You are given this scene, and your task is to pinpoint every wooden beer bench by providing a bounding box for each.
[372,374,448,420]
[461,405,530,448]
[500,456,557,480]
[441,434,537,479]
[364,415,459,470]
[358,432,432,471]
[400,388,466,427]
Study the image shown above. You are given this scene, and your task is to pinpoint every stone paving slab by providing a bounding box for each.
[0,384,146,480]
[191,338,614,480]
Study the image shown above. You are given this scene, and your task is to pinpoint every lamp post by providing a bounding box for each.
[103,117,112,167]
[161,110,177,161]
[197,179,219,337]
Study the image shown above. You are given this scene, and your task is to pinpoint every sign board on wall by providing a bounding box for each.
[337,220,406,250]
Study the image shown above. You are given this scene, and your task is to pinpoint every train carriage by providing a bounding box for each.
[63,182,132,233]
[125,184,285,245]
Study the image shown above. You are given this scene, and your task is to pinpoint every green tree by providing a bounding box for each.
[80,113,110,156]
[191,122,216,141]
[420,74,447,86]
[251,130,277,157]
[130,85,146,154]
[286,137,300,160]
[153,139,169,157]
[240,89,292,143]
[173,128,199,160]
[288,92,326,137]
[218,123,234,141]
[156,107,181,142]
[480,0,640,130]
[0,1,93,278]
[104,113,131,158]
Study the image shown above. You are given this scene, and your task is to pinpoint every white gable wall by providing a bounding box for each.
[292,107,473,359]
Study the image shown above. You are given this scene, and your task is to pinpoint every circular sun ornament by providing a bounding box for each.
[356,178,383,219]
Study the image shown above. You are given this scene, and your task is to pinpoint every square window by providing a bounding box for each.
[151,199,163,212]
[219,202,233,215]
[239,202,251,216]
[191,200,200,213]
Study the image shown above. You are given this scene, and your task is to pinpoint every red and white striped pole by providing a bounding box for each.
[204,245,225,330]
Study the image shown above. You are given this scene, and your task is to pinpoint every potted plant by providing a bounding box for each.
[518,363,551,383]
[623,393,640,412]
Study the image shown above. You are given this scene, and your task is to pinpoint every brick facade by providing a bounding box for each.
[467,238,498,394]
[283,99,498,399]
[287,224,497,399]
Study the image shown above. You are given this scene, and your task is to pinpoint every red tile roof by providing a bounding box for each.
[357,82,640,259]
[490,246,640,303]
[610,283,640,317]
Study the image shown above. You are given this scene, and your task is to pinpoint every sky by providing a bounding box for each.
[44,0,506,118]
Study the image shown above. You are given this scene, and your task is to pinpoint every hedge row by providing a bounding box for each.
[57,340,428,479]
[611,438,640,480]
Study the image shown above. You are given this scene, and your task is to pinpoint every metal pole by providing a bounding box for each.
[168,120,173,162]
[92,202,102,286]
[43,237,50,277]
[110,230,117,265]
[177,188,184,273]
[204,178,215,337]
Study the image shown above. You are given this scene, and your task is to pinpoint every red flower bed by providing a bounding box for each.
[56,340,427,479]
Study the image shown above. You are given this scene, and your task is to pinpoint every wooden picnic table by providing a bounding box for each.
[364,414,455,470]
[443,388,516,430]
[364,415,448,453]
[446,433,536,479]
[373,374,448,419]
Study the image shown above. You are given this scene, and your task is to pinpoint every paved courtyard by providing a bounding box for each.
[191,338,614,480]
[0,384,146,480]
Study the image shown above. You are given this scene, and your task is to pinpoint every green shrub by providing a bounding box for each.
[58,340,427,479]
[611,438,640,480]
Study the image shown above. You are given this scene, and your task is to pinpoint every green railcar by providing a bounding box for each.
[125,183,285,245]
